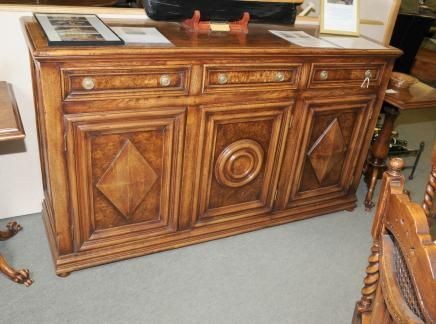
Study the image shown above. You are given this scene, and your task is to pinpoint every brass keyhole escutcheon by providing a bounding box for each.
[365,70,373,79]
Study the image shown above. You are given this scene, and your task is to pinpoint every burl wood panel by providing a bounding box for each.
[62,66,190,101]
[285,95,376,207]
[194,101,292,225]
[203,63,302,93]
[308,63,385,89]
[65,108,186,251]
[23,17,401,275]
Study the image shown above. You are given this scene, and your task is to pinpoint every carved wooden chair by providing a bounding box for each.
[353,157,436,323]
[422,142,436,228]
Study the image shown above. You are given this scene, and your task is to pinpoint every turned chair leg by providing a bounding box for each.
[0,221,33,286]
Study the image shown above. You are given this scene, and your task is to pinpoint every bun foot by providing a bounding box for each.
[57,272,71,278]
[0,255,33,286]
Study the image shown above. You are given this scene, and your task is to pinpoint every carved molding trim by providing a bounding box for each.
[215,139,264,188]
[96,139,158,220]
[307,118,346,184]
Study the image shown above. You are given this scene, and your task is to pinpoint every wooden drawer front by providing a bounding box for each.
[203,64,302,93]
[62,66,190,100]
[64,108,186,251]
[192,101,292,226]
[308,63,385,89]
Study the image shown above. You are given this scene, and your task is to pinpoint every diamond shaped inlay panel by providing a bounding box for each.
[96,140,158,220]
[308,118,346,184]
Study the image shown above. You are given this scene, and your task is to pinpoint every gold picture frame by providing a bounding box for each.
[320,0,360,36]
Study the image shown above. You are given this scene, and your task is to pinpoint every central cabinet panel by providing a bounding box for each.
[193,101,293,226]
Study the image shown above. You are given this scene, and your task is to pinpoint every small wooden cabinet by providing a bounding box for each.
[23,18,401,275]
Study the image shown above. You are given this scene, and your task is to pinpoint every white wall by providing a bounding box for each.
[0,7,147,219]
[0,11,42,219]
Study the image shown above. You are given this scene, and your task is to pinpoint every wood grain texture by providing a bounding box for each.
[422,142,436,224]
[0,82,25,142]
[354,158,436,323]
[23,18,401,275]
[384,81,436,110]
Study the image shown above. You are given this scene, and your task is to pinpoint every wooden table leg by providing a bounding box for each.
[364,106,400,211]
[0,221,33,286]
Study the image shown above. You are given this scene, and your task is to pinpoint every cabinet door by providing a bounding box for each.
[278,95,375,209]
[64,108,186,252]
[191,101,293,226]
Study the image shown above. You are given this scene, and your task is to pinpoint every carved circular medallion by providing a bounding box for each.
[215,139,264,188]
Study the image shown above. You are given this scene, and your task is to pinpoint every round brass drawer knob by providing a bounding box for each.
[275,72,285,82]
[217,73,229,85]
[320,71,329,80]
[365,70,373,78]
[81,77,95,90]
[160,74,171,87]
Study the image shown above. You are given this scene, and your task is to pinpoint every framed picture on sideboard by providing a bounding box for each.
[320,0,360,36]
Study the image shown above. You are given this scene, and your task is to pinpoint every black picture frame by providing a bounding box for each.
[34,13,124,46]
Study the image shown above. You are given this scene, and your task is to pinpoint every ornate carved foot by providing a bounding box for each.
[0,255,33,286]
[0,221,22,240]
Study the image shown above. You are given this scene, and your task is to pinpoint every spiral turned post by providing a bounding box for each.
[357,241,381,313]
[422,167,436,221]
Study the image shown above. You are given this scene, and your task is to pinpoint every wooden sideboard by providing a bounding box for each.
[23,18,401,276]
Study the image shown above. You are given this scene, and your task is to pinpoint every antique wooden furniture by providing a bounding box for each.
[423,142,436,227]
[0,81,32,286]
[23,17,401,276]
[411,47,436,87]
[364,81,436,210]
[353,158,436,323]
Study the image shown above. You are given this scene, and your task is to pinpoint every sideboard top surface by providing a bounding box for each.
[22,17,402,59]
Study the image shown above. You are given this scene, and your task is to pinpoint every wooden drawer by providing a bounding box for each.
[203,64,302,93]
[61,66,190,100]
[308,63,385,89]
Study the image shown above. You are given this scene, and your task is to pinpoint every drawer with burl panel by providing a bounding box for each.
[308,63,386,89]
[61,66,191,101]
[202,64,302,93]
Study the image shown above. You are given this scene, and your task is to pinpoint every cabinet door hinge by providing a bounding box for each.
[274,190,278,201]
[63,125,68,152]
[63,132,67,152]
[368,107,374,121]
